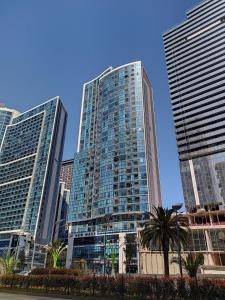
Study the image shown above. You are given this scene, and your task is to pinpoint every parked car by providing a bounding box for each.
[18,270,31,276]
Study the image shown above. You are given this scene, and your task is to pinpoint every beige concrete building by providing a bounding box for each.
[139,210,225,276]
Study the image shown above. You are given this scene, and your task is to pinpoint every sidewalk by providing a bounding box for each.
[0,290,113,300]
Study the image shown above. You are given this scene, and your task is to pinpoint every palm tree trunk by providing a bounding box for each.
[53,255,58,268]
[163,251,169,276]
[195,275,198,286]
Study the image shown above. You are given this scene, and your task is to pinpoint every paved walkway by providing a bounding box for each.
[0,293,67,300]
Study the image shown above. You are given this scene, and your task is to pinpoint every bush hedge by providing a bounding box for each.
[1,274,225,299]
[30,268,79,276]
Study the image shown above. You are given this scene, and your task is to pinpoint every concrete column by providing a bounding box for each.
[189,159,200,206]
[16,235,25,260]
[205,230,214,265]
[8,234,14,254]
[24,237,31,260]
[209,213,213,225]
[66,224,73,269]
[137,242,140,274]
[139,250,143,274]
[118,233,126,274]
[31,243,36,270]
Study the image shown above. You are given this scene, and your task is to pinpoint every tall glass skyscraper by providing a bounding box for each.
[0,105,20,146]
[67,61,161,272]
[0,97,67,258]
[163,0,225,211]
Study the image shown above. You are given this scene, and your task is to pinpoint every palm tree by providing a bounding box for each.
[47,240,67,268]
[0,251,19,274]
[140,206,189,276]
[109,251,117,276]
[171,252,204,280]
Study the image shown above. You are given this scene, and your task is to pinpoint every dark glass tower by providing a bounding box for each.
[163,0,225,211]
[67,62,161,272]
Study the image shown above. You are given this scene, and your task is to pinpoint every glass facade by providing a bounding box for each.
[60,159,74,190]
[0,110,12,146]
[163,0,225,211]
[0,97,67,245]
[181,153,225,209]
[0,107,20,147]
[190,230,208,251]
[68,62,161,271]
[54,182,69,242]
[0,234,11,255]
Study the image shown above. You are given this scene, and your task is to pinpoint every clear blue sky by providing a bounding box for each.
[0,0,200,208]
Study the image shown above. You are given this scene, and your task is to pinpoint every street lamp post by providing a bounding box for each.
[172,203,183,277]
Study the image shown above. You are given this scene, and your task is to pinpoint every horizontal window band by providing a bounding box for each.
[187,0,222,21]
[179,147,225,162]
[172,82,225,105]
[172,89,225,111]
[166,44,225,78]
[173,94,225,116]
[164,0,223,41]
[175,109,225,128]
[170,71,225,97]
[169,61,225,87]
[167,45,225,75]
[168,54,225,82]
[174,100,225,121]
[176,125,225,142]
[176,116,225,134]
[166,39,224,69]
[168,56,225,84]
[165,26,225,60]
[178,134,225,151]
[177,131,225,147]
[164,9,225,48]
[178,140,225,155]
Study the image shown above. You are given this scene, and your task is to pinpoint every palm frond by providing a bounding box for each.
[140,206,189,251]
[0,251,19,274]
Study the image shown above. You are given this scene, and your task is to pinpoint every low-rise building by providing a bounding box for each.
[139,210,225,276]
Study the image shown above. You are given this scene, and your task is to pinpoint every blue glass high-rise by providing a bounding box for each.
[0,97,67,266]
[67,62,161,273]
